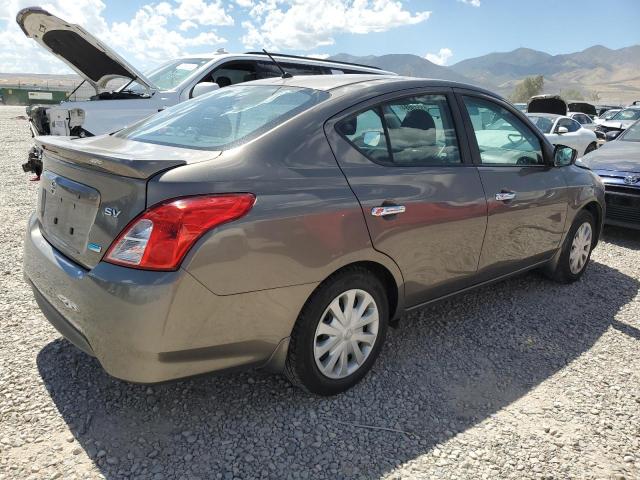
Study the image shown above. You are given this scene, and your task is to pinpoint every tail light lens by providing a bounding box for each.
[105,194,255,271]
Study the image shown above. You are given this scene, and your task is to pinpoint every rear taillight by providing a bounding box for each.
[105,194,255,271]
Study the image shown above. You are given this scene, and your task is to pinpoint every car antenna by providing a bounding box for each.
[262,49,292,79]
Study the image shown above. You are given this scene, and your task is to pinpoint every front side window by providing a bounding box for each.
[463,96,544,166]
[336,94,461,166]
[117,85,329,150]
[382,95,461,166]
[557,118,580,133]
[208,61,258,87]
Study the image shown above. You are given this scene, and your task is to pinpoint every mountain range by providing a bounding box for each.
[2,44,638,104]
[331,44,640,103]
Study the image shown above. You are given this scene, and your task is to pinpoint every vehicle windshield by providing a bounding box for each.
[611,109,640,121]
[117,85,329,150]
[527,115,554,134]
[122,58,210,93]
[619,120,640,142]
[602,109,619,119]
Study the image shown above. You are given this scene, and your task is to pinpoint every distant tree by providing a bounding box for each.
[561,88,584,101]
[510,75,544,103]
[589,90,601,102]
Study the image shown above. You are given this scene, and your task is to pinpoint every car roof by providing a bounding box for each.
[172,53,393,75]
[241,74,500,97]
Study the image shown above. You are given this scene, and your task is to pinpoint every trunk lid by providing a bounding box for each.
[16,7,156,92]
[35,136,220,269]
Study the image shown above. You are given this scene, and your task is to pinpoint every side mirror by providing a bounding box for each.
[363,131,382,147]
[553,144,577,167]
[557,126,569,134]
[192,82,220,98]
[605,130,621,141]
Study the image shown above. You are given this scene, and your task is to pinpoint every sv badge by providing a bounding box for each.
[104,207,122,218]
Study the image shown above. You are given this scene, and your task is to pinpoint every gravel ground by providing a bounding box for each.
[0,105,639,480]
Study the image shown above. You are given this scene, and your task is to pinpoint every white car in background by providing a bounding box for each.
[526,113,598,156]
[594,109,621,125]
[17,7,392,175]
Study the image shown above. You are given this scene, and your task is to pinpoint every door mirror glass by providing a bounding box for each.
[363,131,382,147]
[192,82,219,98]
[554,144,576,167]
[557,126,569,134]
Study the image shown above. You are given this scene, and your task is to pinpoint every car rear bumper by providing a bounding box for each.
[23,214,314,382]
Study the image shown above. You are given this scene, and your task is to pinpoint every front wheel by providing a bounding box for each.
[284,267,389,396]
[550,210,595,283]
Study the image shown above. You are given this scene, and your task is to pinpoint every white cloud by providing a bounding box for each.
[425,47,453,66]
[459,0,480,6]
[0,0,228,74]
[236,0,254,6]
[107,4,226,65]
[173,0,234,26]
[179,19,198,30]
[242,0,431,51]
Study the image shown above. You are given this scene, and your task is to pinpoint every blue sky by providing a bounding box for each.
[0,0,639,74]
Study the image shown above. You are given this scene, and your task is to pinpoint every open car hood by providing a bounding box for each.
[568,102,596,116]
[17,7,156,92]
[527,95,567,115]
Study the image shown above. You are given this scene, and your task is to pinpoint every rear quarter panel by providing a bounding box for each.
[147,104,404,297]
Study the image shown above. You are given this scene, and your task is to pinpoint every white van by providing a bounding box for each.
[17,7,393,174]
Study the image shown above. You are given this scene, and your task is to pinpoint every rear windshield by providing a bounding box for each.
[117,85,329,150]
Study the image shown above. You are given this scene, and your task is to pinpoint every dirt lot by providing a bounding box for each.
[0,105,638,480]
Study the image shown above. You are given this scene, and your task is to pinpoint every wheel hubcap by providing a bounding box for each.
[313,289,379,379]
[569,222,592,274]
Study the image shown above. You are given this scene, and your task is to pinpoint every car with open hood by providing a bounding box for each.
[16,7,392,176]
[23,74,605,395]
[580,119,640,230]
[595,107,640,142]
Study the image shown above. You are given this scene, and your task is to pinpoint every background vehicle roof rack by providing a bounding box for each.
[244,51,382,71]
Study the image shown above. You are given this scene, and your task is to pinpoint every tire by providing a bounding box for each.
[584,142,597,155]
[550,210,596,284]
[284,266,389,396]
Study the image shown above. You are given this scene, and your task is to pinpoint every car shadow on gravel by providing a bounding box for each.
[37,261,638,479]
[602,225,640,250]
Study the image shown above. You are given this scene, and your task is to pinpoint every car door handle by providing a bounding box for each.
[495,191,517,201]
[371,205,406,217]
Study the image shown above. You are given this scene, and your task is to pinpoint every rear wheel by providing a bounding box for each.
[550,210,595,283]
[584,142,597,155]
[284,267,388,395]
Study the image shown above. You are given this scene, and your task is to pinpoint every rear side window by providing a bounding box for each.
[118,85,329,150]
[337,108,391,164]
[463,96,543,166]
[336,94,461,167]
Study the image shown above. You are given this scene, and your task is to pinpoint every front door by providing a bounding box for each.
[456,91,568,279]
[325,89,488,306]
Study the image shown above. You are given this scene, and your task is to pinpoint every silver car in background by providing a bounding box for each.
[24,75,605,395]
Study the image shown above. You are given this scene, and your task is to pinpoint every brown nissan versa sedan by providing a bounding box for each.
[23,75,605,395]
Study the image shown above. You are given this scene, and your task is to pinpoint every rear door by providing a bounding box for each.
[456,90,568,278]
[325,88,487,306]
